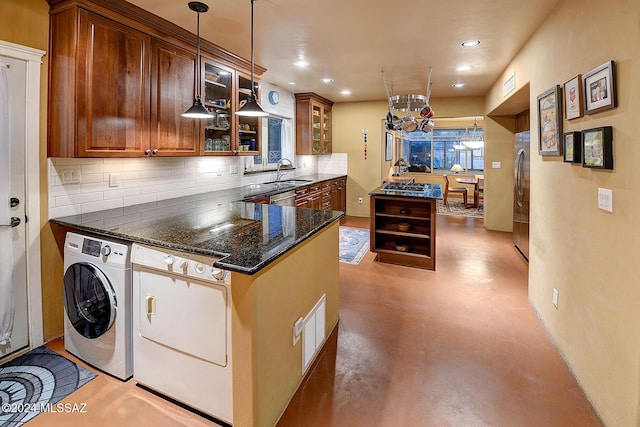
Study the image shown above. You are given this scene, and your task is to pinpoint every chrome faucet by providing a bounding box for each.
[276,158,293,182]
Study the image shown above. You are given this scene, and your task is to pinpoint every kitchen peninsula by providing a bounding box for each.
[369,182,442,270]
[51,189,343,427]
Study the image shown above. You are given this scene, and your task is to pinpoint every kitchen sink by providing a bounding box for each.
[262,179,311,185]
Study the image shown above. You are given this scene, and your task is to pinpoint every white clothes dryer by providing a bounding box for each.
[63,232,132,380]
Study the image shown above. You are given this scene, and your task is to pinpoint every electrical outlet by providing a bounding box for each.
[216,167,222,176]
[293,317,303,345]
[552,288,559,309]
[358,197,363,204]
[492,161,501,169]
[230,164,239,175]
[108,173,119,188]
[61,168,81,184]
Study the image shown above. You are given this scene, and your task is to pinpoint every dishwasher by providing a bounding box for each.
[269,190,296,206]
[130,243,233,424]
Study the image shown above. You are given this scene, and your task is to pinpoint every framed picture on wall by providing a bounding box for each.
[583,60,617,114]
[537,85,563,156]
[582,126,613,169]
[563,75,583,120]
[385,132,393,161]
[563,131,582,163]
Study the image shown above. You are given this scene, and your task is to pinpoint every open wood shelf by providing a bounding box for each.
[370,194,436,270]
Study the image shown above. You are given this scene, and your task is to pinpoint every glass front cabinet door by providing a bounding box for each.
[295,92,334,155]
[200,60,261,156]
[201,61,233,154]
[236,72,261,155]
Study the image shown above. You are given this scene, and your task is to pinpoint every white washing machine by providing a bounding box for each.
[63,232,132,380]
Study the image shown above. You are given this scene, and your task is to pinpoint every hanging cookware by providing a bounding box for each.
[401,112,418,132]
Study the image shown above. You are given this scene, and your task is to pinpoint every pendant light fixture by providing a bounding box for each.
[182,1,212,119]
[236,0,268,117]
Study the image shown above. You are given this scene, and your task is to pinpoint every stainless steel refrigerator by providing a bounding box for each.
[513,131,530,261]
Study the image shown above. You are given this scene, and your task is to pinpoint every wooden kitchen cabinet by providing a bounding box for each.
[295,93,334,155]
[151,39,199,156]
[295,177,346,211]
[49,9,151,157]
[47,0,264,158]
[370,194,436,270]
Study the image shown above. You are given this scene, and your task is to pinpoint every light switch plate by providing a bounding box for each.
[492,161,501,169]
[598,188,613,212]
[61,168,81,184]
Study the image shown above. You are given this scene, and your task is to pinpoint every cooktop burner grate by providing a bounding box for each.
[381,182,428,193]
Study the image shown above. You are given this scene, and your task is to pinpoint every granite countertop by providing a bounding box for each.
[50,174,346,275]
[369,183,443,199]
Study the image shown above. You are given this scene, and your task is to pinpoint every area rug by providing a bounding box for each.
[0,346,97,426]
[436,199,484,219]
[339,227,369,265]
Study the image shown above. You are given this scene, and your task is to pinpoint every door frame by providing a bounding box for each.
[0,40,45,351]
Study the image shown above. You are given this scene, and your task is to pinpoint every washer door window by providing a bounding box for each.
[63,262,117,339]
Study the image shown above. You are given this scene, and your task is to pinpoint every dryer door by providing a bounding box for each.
[63,262,117,339]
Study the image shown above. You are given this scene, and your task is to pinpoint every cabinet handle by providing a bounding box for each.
[144,149,151,156]
[146,295,156,316]
[152,148,159,155]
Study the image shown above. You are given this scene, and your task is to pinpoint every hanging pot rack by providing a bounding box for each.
[382,67,435,133]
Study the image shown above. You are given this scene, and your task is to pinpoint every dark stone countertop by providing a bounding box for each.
[369,183,443,199]
[50,177,345,275]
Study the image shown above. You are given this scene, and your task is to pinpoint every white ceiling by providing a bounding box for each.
[128,0,560,103]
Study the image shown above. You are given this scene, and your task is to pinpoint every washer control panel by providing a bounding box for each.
[130,243,230,285]
[65,232,129,268]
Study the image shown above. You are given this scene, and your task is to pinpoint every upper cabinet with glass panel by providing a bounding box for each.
[237,73,261,155]
[295,92,334,155]
[202,62,233,154]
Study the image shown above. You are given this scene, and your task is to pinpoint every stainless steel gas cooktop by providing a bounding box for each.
[381,182,428,193]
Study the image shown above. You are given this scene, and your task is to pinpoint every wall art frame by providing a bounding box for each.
[563,131,582,163]
[385,132,393,161]
[582,126,613,169]
[563,75,583,120]
[537,85,563,156]
[583,60,616,114]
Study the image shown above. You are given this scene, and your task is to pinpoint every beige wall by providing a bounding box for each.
[230,223,340,427]
[0,0,59,339]
[485,0,640,424]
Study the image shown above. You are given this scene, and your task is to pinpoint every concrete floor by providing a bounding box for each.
[278,215,602,426]
[33,214,601,426]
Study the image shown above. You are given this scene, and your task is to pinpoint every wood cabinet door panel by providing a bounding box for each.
[151,40,199,156]
[77,11,150,156]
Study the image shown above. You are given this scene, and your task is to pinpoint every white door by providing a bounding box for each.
[0,56,30,359]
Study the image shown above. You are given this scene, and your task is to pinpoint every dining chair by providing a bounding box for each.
[443,174,468,209]
[476,175,484,210]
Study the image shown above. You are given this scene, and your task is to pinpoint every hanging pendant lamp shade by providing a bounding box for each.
[182,1,212,119]
[236,0,268,117]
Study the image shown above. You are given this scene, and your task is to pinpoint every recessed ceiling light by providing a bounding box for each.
[293,60,310,67]
[320,77,334,83]
[288,82,296,85]
[340,89,352,95]
[452,83,467,88]
[456,65,473,72]
[461,39,480,47]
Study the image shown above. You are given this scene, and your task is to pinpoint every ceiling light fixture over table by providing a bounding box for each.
[461,118,484,149]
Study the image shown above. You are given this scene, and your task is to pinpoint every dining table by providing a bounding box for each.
[455,177,481,208]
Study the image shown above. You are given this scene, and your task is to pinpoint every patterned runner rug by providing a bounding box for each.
[339,227,369,265]
[0,346,97,426]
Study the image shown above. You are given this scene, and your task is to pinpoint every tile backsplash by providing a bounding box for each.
[48,154,345,218]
